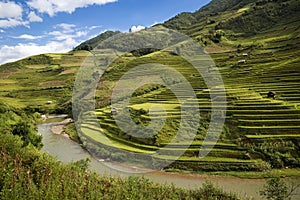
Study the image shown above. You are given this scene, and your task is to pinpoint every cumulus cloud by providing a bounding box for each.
[28,11,43,22]
[12,34,43,40]
[49,23,87,40]
[0,38,77,64]
[130,25,145,33]
[27,0,118,16]
[89,25,101,30]
[55,23,76,33]
[0,1,23,19]
[0,18,29,28]
[0,29,4,33]
[76,31,88,37]
[0,1,28,28]
[0,22,93,64]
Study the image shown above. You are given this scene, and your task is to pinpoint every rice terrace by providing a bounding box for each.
[0,0,300,199]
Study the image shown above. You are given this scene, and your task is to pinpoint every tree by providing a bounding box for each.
[260,177,288,200]
[12,120,43,149]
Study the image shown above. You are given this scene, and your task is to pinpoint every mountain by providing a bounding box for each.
[164,0,300,49]
[164,0,299,32]
[73,30,121,51]
[163,0,257,30]
[1,0,300,173]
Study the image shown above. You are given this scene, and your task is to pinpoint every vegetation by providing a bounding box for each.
[1,0,300,199]
[0,103,240,199]
[0,102,42,149]
[260,177,289,200]
[64,122,81,143]
[73,31,121,51]
[259,176,300,200]
[70,0,300,173]
[0,0,299,175]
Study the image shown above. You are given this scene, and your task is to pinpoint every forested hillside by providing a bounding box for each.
[0,0,300,177]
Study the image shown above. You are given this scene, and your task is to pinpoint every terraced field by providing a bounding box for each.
[1,0,299,173]
[0,51,88,112]
[76,17,300,171]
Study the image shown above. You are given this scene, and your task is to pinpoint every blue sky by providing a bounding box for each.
[0,0,211,64]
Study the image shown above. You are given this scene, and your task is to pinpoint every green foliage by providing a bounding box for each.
[260,177,289,200]
[218,0,300,34]
[1,0,300,175]
[73,31,121,51]
[0,121,240,199]
[164,0,257,30]
[0,102,42,149]
[131,48,160,57]
[64,122,81,143]
[72,158,91,172]
[249,141,300,168]
[54,86,73,116]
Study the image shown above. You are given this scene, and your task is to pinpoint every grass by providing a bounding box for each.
[0,0,299,174]
[82,37,300,171]
[64,122,82,143]
[245,134,300,139]
[185,169,300,179]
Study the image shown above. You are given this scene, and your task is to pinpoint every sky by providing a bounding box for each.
[0,0,211,64]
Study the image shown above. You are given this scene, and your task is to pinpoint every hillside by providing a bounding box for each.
[0,0,300,173]
[75,0,300,172]
[0,103,238,199]
[74,31,121,51]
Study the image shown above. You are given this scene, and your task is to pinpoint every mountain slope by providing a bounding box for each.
[74,30,121,51]
[163,0,257,30]
[164,0,300,33]
[1,0,300,172]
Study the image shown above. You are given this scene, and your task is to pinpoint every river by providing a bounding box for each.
[38,122,300,200]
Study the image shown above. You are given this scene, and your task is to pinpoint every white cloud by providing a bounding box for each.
[0,22,94,64]
[76,31,88,37]
[0,18,29,28]
[0,1,23,19]
[0,2,28,28]
[0,38,78,64]
[27,0,117,16]
[130,25,145,33]
[49,23,88,40]
[0,29,4,33]
[49,30,88,41]
[55,23,76,33]
[12,34,43,40]
[48,31,70,41]
[28,11,43,22]
[89,25,101,30]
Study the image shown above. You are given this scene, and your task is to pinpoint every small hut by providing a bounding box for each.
[267,91,276,99]
[229,54,235,58]
[238,60,246,64]
[243,53,249,57]
[111,107,118,115]
[47,101,53,104]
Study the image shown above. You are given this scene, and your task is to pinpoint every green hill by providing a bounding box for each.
[0,0,300,173]
[74,30,121,51]
[0,103,239,199]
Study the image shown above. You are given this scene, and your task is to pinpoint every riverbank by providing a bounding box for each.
[40,121,300,199]
[50,118,72,134]
[46,117,300,180]
[50,118,72,138]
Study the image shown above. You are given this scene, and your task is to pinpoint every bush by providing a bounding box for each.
[260,177,288,200]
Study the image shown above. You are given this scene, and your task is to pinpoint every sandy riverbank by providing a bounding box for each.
[50,118,72,137]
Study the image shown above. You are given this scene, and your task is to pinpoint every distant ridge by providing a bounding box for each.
[74,30,121,51]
